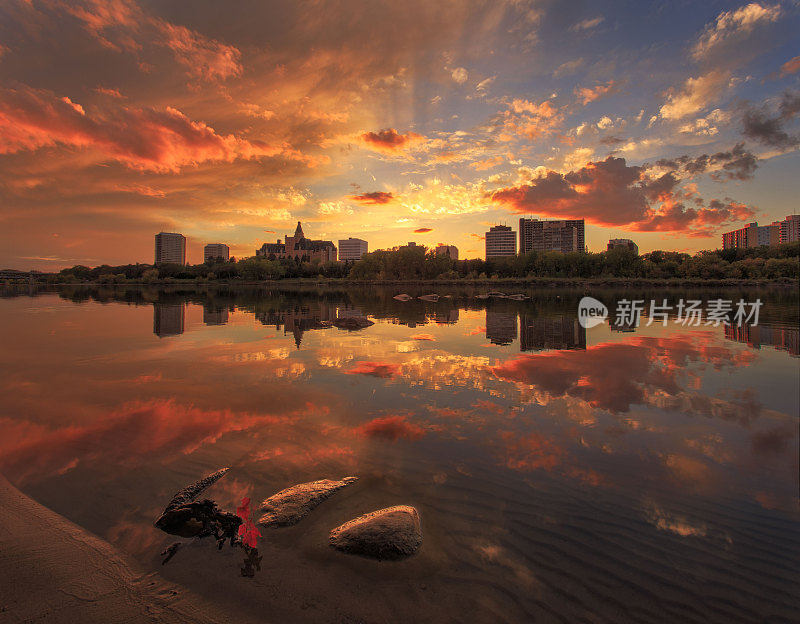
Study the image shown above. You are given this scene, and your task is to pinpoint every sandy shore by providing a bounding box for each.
[0,473,250,624]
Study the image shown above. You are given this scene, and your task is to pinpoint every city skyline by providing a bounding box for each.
[1,1,800,270]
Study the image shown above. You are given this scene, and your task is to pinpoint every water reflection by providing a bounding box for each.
[1,285,798,623]
[153,303,185,337]
[724,323,799,357]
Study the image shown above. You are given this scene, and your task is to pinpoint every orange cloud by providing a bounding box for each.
[780,56,800,77]
[65,0,242,81]
[348,191,395,204]
[499,98,563,140]
[360,128,425,153]
[414,227,433,233]
[574,80,619,105]
[0,85,307,172]
[353,415,425,441]
[490,155,755,236]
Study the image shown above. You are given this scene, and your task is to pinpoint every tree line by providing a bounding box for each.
[46,241,800,283]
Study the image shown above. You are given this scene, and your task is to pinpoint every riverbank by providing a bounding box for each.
[7,276,800,289]
[0,473,244,624]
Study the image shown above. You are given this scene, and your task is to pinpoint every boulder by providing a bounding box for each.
[393,294,413,301]
[258,477,358,527]
[417,294,439,302]
[329,505,422,560]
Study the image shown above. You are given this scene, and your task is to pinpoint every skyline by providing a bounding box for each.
[1,1,800,270]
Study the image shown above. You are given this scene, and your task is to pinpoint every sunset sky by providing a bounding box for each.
[1,0,799,269]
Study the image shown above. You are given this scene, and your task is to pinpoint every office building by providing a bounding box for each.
[204,243,230,262]
[339,237,368,261]
[722,222,779,250]
[256,222,337,263]
[519,218,585,254]
[435,244,459,260]
[485,225,517,258]
[607,239,639,255]
[154,232,186,265]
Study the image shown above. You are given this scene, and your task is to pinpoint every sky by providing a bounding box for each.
[0,0,799,269]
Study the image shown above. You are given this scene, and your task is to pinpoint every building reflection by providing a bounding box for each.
[519,314,586,352]
[724,324,799,357]
[255,301,335,348]
[485,309,518,345]
[203,306,229,326]
[433,309,459,325]
[153,303,185,337]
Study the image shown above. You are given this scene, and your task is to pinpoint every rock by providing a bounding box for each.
[329,505,422,560]
[332,317,374,330]
[393,293,413,301]
[258,477,358,527]
[417,294,439,302]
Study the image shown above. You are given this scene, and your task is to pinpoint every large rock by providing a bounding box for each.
[258,477,358,527]
[329,505,422,560]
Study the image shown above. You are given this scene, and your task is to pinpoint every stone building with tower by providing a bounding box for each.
[256,222,337,263]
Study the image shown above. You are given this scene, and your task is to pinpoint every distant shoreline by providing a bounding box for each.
[4,276,798,289]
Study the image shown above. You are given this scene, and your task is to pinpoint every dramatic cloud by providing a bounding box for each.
[659,71,729,120]
[360,128,425,154]
[490,155,755,235]
[656,143,758,181]
[741,91,800,149]
[0,85,304,172]
[353,415,425,441]
[575,80,619,105]
[64,0,242,80]
[348,191,395,204]
[691,3,781,63]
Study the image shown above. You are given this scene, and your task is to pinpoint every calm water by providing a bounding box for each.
[1,285,798,623]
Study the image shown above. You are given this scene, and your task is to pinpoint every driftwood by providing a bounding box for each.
[154,468,259,575]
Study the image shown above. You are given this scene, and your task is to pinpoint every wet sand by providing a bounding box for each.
[0,473,244,624]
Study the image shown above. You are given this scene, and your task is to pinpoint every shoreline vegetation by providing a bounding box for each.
[4,242,799,287]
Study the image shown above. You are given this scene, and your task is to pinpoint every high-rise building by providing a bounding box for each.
[607,238,639,255]
[519,218,585,254]
[155,232,186,265]
[485,225,517,258]
[203,243,230,262]
[772,214,800,244]
[435,244,459,260]
[722,222,780,250]
[339,237,368,261]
